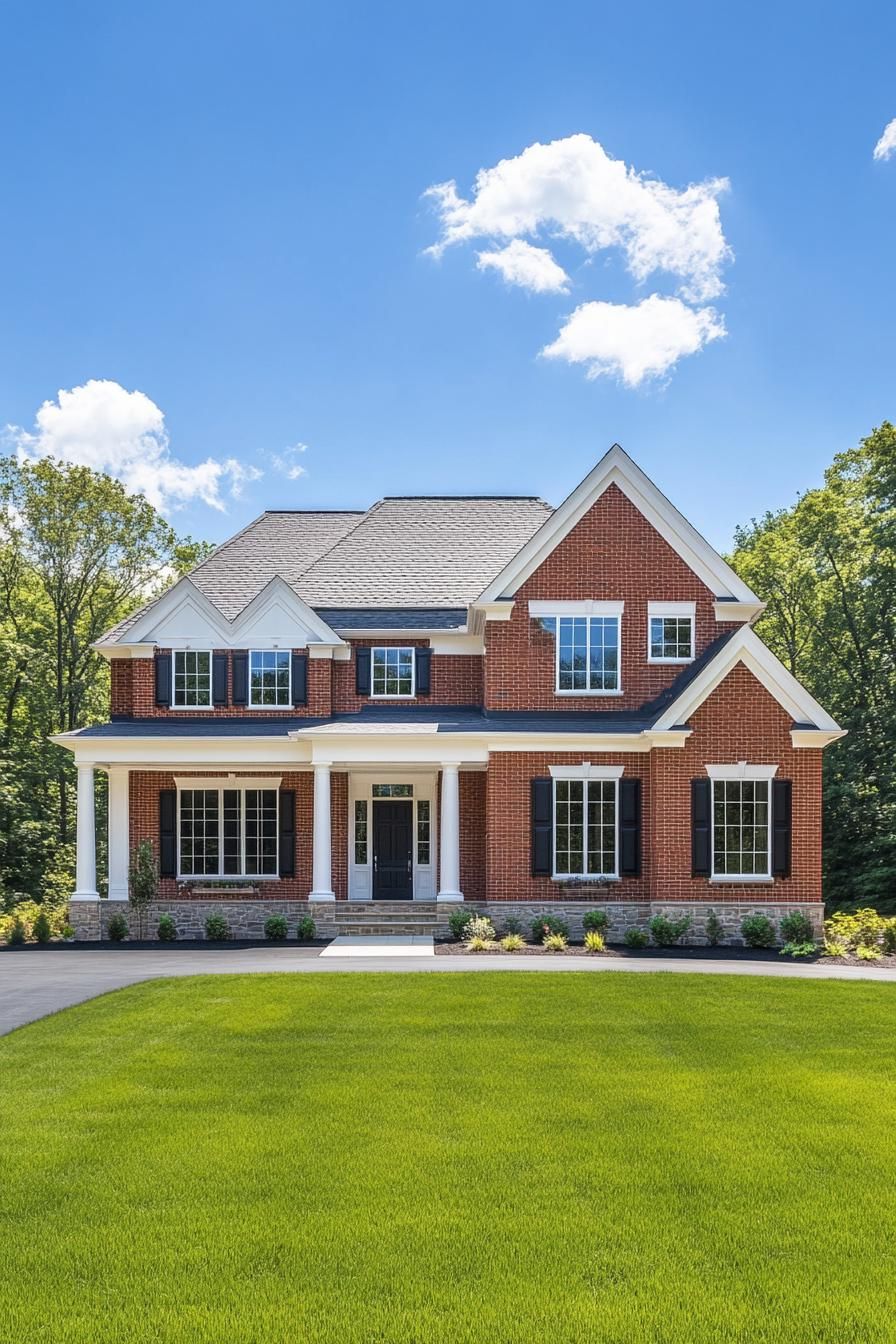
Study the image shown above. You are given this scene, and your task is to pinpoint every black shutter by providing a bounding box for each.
[355,647,371,696]
[415,647,431,696]
[212,653,228,706]
[772,779,792,877]
[531,778,553,876]
[292,654,307,707]
[159,789,177,877]
[154,653,172,707]
[619,778,641,877]
[232,651,248,706]
[692,778,711,877]
[279,789,296,877]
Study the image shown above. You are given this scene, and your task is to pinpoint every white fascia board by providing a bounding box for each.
[529,600,625,617]
[791,728,848,749]
[713,600,767,624]
[429,634,483,655]
[50,735,314,768]
[477,445,760,605]
[308,643,352,660]
[653,625,842,733]
[93,642,158,660]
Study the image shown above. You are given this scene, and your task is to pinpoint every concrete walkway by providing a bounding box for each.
[1,946,895,1035]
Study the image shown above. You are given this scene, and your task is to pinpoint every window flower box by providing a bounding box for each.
[177,881,261,899]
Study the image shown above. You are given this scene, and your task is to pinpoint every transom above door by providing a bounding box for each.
[348,774,437,902]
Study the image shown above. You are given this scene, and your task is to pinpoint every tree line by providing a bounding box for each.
[0,427,893,915]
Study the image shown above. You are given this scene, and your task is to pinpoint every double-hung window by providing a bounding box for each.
[249,650,291,706]
[371,647,414,697]
[556,614,620,693]
[710,771,772,879]
[178,783,279,878]
[647,602,695,663]
[173,650,212,707]
[553,773,619,878]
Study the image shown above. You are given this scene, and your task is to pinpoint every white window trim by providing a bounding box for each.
[709,772,773,883]
[647,602,696,665]
[551,775,620,881]
[549,612,623,697]
[549,763,625,780]
[370,646,416,699]
[171,649,214,709]
[529,600,625,617]
[247,649,292,709]
[175,777,282,881]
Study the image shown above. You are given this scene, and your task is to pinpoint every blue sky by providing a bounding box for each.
[0,0,894,551]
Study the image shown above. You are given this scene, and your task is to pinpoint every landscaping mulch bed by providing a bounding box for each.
[0,938,327,952]
[434,940,896,966]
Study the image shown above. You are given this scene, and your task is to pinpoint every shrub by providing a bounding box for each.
[500,933,524,951]
[543,931,568,951]
[780,941,817,958]
[705,909,724,946]
[531,914,569,942]
[649,914,692,947]
[740,914,776,949]
[779,910,815,945]
[503,915,523,936]
[157,914,177,942]
[107,913,129,942]
[624,927,649,949]
[204,913,230,942]
[825,908,884,952]
[296,915,316,941]
[7,916,26,946]
[823,938,848,958]
[583,930,606,953]
[60,923,75,941]
[882,918,896,956]
[264,915,288,941]
[467,936,491,952]
[856,943,882,962]
[32,909,52,944]
[448,909,474,941]
[464,914,495,943]
[582,909,610,934]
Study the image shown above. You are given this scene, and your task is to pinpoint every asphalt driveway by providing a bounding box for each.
[2,946,895,1035]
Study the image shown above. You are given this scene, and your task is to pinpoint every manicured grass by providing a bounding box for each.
[1,974,894,1343]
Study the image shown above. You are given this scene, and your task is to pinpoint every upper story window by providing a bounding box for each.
[557,616,620,694]
[371,646,414,697]
[249,650,291,707]
[173,650,212,707]
[647,602,695,663]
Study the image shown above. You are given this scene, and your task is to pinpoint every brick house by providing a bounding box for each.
[56,446,844,942]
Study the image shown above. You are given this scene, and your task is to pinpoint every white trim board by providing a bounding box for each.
[475,445,761,606]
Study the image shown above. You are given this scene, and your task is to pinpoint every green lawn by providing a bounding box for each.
[1,973,894,1344]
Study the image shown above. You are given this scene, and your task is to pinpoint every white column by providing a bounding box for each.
[438,763,463,901]
[107,767,130,899]
[73,764,98,900]
[310,762,335,900]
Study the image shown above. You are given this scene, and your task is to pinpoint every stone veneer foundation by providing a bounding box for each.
[69,899,824,945]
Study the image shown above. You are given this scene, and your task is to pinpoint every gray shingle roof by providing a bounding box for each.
[316,608,467,631]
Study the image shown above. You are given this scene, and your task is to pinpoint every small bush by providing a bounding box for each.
[740,914,776,949]
[823,938,848,958]
[204,913,230,942]
[107,913,129,942]
[500,933,524,951]
[531,914,569,942]
[882,918,896,955]
[583,930,606,953]
[856,943,881,962]
[779,910,815,945]
[825,908,884,952]
[157,914,177,942]
[60,924,75,941]
[582,909,610,934]
[296,915,316,941]
[780,941,817,958]
[649,914,692,947]
[7,916,26,946]
[448,909,474,941]
[624,927,649,949]
[543,931,568,951]
[503,915,523,936]
[464,914,495,943]
[32,909,52,944]
[467,936,491,952]
[264,915,288,941]
[705,909,724,946]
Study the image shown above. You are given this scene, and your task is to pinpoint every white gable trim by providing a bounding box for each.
[475,445,761,606]
[652,625,844,736]
[125,579,233,646]
[231,576,343,645]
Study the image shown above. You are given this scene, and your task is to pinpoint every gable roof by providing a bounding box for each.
[475,444,762,608]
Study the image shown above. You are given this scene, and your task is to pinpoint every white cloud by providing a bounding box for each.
[270,442,309,480]
[873,118,896,161]
[541,294,725,387]
[476,239,570,294]
[5,380,260,513]
[425,133,731,303]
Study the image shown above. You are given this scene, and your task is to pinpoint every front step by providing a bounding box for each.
[334,923,446,937]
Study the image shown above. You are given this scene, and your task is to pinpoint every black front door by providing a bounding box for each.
[373,800,413,900]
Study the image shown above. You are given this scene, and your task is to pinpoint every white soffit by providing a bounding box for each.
[476,445,761,606]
